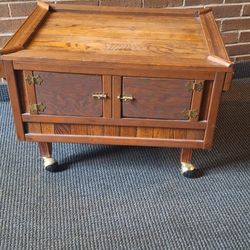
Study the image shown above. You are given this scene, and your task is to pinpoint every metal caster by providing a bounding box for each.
[43,157,63,172]
[181,162,201,178]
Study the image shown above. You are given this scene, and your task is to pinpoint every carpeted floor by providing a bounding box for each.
[0,79,250,249]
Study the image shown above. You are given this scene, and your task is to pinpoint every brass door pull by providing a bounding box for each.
[92,93,108,100]
[117,95,134,102]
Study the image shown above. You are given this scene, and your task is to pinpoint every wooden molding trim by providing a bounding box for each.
[198,8,212,15]
[207,55,233,68]
[25,133,205,149]
[200,11,234,69]
[37,0,50,10]
[21,114,208,129]
[0,4,49,55]
[50,4,202,16]
[3,61,25,140]
[11,61,222,79]
[203,72,225,148]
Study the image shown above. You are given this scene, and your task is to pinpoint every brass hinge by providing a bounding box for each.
[29,103,46,113]
[186,81,204,92]
[25,75,43,85]
[182,109,199,119]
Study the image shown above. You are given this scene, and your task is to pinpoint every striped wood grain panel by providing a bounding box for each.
[36,124,204,140]
[136,127,154,138]
[41,123,54,134]
[120,127,137,137]
[87,125,104,136]
[103,126,119,136]
[54,124,71,134]
[153,128,174,139]
[70,124,88,135]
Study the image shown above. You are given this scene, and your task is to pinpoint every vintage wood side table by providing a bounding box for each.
[0,1,233,178]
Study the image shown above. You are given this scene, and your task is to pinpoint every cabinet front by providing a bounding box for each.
[25,71,105,117]
[120,77,203,121]
[16,70,207,144]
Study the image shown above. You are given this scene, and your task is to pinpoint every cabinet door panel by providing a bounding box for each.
[122,77,193,120]
[34,72,103,117]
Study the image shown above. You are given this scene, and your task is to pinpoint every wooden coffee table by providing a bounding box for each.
[0,1,233,177]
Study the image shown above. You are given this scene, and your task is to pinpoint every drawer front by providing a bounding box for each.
[30,72,103,117]
[122,77,193,120]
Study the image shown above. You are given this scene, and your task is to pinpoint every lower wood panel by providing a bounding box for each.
[104,126,119,136]
[87,125,104,136]
[186,129,204,140]
[41,123,54,134]
[174,129,187,139]
[153,128,174,139]
[120,127,137,137]
[27,123,41,133]
[136,127,152,138]
[26,123,204,140]
[54,124,71,134]
[71,124,88,135]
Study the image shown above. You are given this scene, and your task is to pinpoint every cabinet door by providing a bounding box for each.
[121,77,202,120]
[26,72,105,117]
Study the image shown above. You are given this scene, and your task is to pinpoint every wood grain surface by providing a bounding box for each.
[1,4,233,74]
[35,72,103,117]
[3,62,25,140]
[25,123,204,141]
[122,77,192,120]
[27,11,207,60]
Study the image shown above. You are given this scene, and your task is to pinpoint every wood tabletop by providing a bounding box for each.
[0,2,233,73]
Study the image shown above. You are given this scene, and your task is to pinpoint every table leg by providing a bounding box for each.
[38,142,61,172]
[180,148,200,178]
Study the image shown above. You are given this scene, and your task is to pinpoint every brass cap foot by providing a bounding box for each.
[42,157,65,172]
[181,162,202,179]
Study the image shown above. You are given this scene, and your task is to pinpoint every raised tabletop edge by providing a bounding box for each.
[0,3,50,56]
[0,2,232,73]
[49,3,204,17]
[200,9,233,69]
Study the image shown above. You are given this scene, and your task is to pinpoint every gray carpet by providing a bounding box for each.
[234,61,250,79]
[0,79,250,250]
